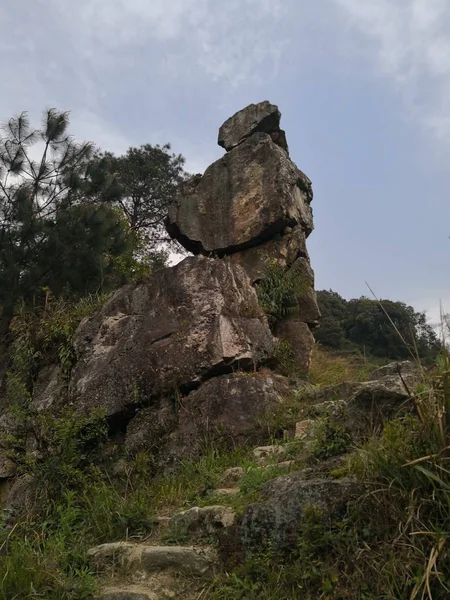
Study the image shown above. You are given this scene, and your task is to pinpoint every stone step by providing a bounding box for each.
[252,444,288,465]
[168,505,236,534]
[294,419,316,439]
[219,466,244,487]
[94,584,158,600]
[88,543,217,580]
[212,487,240,498]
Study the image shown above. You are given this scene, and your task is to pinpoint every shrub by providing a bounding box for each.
[256,260,310,322]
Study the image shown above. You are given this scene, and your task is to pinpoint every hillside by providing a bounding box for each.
[0,102,448,600]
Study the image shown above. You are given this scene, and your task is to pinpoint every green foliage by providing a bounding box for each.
[271,338,301,378]
[0,109,135,323]
[315,290,441,362]
[256,260,311,322]
[91,143,186,251]
[207,507,362,600]
[310,418,351,460]
[8,292,108,381]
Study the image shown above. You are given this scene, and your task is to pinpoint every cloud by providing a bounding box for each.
[40,0,287,88]
[331,0,450,141]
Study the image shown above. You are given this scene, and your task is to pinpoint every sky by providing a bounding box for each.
[1,0,450,323]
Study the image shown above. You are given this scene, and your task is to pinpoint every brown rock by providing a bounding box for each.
[303,368,419,440]
[369,360,419,382]
[32,364,66,412]
[2,474,37,522]
[94,586,157,600]
[164,372,289,459]
[88,542,217,578]
[218,101,287,152]
[166,133,313,255]
[70,257,274,420]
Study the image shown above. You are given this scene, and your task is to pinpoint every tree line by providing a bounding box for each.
[0,108,186,339]
[315,290,441,362]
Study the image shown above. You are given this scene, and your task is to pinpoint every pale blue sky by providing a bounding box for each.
[2,1,450,321]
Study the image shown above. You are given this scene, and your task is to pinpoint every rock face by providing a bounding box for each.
[70,256,274,420]
[227,227,308,284]
[166,101,319,377]
[1,102,320,516]
[166,134,312,256]
[240,474,357,551]
[161,372,290,459]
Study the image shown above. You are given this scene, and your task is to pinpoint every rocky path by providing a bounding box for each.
[88,360,419,599]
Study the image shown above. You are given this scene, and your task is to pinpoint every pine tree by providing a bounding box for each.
[0,109,130,338]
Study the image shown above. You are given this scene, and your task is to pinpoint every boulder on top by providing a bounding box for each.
[218,101,288,152]
[69,256,274,420]
[166,133,313,255]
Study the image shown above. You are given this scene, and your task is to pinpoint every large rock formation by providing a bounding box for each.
[70,256,274,420]
[0,102,320,513]
[166,101,319,374]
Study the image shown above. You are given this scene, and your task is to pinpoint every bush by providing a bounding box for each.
[256,260,310,322]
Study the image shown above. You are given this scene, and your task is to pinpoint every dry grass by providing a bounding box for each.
[309,344,385,387]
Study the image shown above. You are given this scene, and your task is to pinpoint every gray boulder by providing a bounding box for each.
[303,365,419,439]
[369,360,419,382]
[218,100,288,152]
[166,133,313,255]
[163,372,289,459]
[70,256,274,420]
[240,474,357,550]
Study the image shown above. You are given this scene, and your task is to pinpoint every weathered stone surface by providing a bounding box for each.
[303,368,418,439]
[70,257,274,420]
[166,133,313,255]
[370,360,419,382]
[125,400,177,453]
[218,101,287,152]
[284,257,320,325]
[2,474,36,522]
[168,505,236,535]
[220,467,245,487]
[228,225,308,284]
[0,448,16,479]
[94,586,158,600]
[252,444,287,464]
[240,475,357,550]
[163,372,289,459]
[31,364,66,412]
[274,318,316,376]
[294,419,316,440]
[88,542,217,578]
[214,487,240,498]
